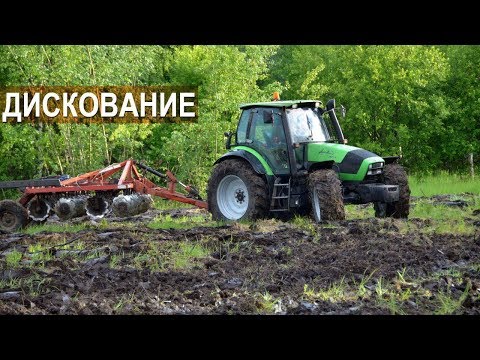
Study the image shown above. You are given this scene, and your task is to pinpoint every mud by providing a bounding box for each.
[1,202,480,315]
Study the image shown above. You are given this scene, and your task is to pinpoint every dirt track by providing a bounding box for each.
[1,202,480,315]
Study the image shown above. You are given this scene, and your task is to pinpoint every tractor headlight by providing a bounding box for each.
[367,162,384,176]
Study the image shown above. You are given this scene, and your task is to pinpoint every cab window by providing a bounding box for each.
[236,109,250,144]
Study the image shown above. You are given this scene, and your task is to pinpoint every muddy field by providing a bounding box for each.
[1,195,480,315]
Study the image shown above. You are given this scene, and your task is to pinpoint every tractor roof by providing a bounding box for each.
[239,100,321,109]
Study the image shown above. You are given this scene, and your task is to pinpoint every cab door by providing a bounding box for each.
[246,108,290,175]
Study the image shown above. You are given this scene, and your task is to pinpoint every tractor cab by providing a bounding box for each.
[232,99,345,176]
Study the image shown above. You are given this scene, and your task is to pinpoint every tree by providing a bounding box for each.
[144,45,279,191]
[268,45,451,171]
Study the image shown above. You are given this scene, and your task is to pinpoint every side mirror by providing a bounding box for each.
[224,131,233,149]
[263,110,274,124]
[326,99,336,111]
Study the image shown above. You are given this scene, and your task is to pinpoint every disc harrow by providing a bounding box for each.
[0,159,207,232]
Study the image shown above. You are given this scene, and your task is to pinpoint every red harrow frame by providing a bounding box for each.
[0,160,207,232]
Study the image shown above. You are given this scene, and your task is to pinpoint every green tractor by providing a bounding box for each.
[207,97,410,222]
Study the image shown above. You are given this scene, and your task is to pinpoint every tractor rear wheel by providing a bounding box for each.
[308,169,345,222]
[374,163,410,218]
[0,200,28,233]
[207,159,269,221]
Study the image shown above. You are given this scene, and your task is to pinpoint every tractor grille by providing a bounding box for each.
[364,174,383,183]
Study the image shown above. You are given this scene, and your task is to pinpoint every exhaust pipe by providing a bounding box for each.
[326,99,346,144]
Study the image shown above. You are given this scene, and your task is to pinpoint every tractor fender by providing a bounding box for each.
[214,150,268,175]
[308,160,336,173]
[382,156,400,164]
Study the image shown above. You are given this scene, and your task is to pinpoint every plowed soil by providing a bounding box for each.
[1,200,480,315]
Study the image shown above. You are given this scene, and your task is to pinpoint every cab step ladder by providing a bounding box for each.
[270,177,290,212]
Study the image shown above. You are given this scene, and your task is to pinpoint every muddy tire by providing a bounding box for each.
[308,169,345,222]
[374,164,410,218]
[0,200,28,233]
[207,159,269,221]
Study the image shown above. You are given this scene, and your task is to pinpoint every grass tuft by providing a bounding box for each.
[22,223,88,235]
[147,214,217,230]
[410,172,480,196]
[5,250,23,268]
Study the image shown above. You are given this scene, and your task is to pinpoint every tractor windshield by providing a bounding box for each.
[286,107,336,143]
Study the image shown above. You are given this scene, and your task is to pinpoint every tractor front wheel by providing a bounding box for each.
[374,163,410,218]
[308,169,345,223]
[0,200,28,233]
[207,159,269,221]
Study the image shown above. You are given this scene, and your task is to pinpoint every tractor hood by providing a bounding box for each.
[307,143,384,181]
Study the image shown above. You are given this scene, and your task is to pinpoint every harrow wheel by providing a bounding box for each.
[0,200,29,233]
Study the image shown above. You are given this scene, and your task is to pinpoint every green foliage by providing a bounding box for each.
[0,45,166,186]
[145,45,279,191]
[270,45,453,170]
[1,45,479,199]
[5,250,22,268]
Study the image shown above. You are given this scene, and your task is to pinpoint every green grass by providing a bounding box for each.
[256,292,280,314]
[25,240,88,267]
[345,204,374,219]
[410,172,480,196]
[0,273,48,296]
[409,200,476,235]
[303,278,355,303]
[109,253,124,268]
[28,247,55,265]
[113,293,138,313]
[292,215,317,235]
[5,250,23,268]
[354,270,377,299]
[152,198,195,210]
[147,214,217,230]
[132,240,209,272]
[171,242,209,269]
[410,202,467,221]
[375,277,389,299]
[0,277,23,290]
[434,282,471,315]
[345,194,478,236]
[22,223,89,235]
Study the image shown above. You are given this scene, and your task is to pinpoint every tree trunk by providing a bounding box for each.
[469,153,474,179]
